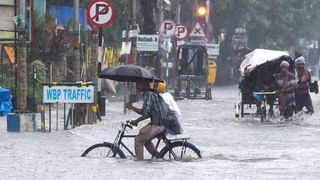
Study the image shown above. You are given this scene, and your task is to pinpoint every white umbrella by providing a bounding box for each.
[240,49,289,75]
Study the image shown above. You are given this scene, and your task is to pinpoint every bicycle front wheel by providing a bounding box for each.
[81,142,126,159]
[159,141,201,161]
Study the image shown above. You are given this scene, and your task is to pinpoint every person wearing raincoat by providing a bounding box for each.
[274,61,296,119]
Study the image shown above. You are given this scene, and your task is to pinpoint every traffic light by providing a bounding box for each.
[196,6,206,17]
[196,0,207,25]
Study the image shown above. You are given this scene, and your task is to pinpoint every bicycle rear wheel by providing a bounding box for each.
[81,142,126,159]
[159,141,201,161]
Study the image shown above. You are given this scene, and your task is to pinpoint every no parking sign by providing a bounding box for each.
[86,0,116,28]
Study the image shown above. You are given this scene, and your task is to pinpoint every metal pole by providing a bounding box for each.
[49,64,52,132]
[97,27,105,116]
[177,0,181,24]
[166,52,169,92]
[73,0,80,81]
[72,104,75,128]
[123,0,132,114]
[49,104,51,132]
[64,103,66,130]
[56,102,58,131]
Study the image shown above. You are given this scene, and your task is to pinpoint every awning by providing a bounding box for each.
[3,46,15,64]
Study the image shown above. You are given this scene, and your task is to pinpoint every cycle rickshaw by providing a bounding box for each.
[234,49,295,122]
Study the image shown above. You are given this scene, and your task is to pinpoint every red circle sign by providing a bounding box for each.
[86,0,116,28]
[175,24,188,40]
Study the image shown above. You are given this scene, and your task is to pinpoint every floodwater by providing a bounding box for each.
[1,85,320,180]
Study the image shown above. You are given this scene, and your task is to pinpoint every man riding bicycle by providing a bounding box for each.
[126,81,166,161]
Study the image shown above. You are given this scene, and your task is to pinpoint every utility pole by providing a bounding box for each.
[72,0,80,81]
[17,0,27,111]
[177,0,181,24]
[131,0,137,64]
[205,0,215,43]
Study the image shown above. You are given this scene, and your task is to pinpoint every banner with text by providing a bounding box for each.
[43,86,95,103]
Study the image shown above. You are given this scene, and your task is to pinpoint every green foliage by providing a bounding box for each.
[0,64,16,93]
[213,0,320,50]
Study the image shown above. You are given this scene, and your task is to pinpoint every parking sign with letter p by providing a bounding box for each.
[86,0,116,28]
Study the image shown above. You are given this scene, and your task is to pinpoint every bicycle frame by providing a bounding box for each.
[110,122,170,159]
[82,121,201,160]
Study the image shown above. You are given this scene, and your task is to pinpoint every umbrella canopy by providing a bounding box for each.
[99,64,162,82]
[240,49,289,75]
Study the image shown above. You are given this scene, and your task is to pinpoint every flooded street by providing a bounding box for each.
[1,85,320,180]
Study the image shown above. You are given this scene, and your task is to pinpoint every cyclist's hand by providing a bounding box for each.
[130,119,139,126]
[126,102,133,110]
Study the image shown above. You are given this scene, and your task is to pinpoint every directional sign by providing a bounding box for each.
[175,24,188,40]
[86,0,116,28]
[159,20,176,37]
[189,22,206,38]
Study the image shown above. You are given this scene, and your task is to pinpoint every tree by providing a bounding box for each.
[213,0,320,50]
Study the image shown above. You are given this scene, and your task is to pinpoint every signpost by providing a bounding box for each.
[159,20,176,91]
[86,0,116,116]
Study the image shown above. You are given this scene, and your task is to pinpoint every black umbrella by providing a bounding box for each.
[99,64,162,82]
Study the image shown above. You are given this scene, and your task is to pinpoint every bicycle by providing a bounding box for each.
[81,121,202,161]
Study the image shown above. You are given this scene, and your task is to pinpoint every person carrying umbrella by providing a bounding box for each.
[126,81,166,161]
[100,64,181,160]
[294,56,314,114]
[274,61,296,119]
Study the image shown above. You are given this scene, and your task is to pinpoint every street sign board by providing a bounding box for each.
[175,24,188,40]
[137,34,159,52]
[189,22,206,38]
[159,20,176,37]
[122,29,138,38]
[86,0,116,28]
[42,85,95,103]
[206,43,220,56]
[121,41,132,55]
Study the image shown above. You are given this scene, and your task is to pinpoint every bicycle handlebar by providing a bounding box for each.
[254,91,276,95]
[125,120,134,129]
